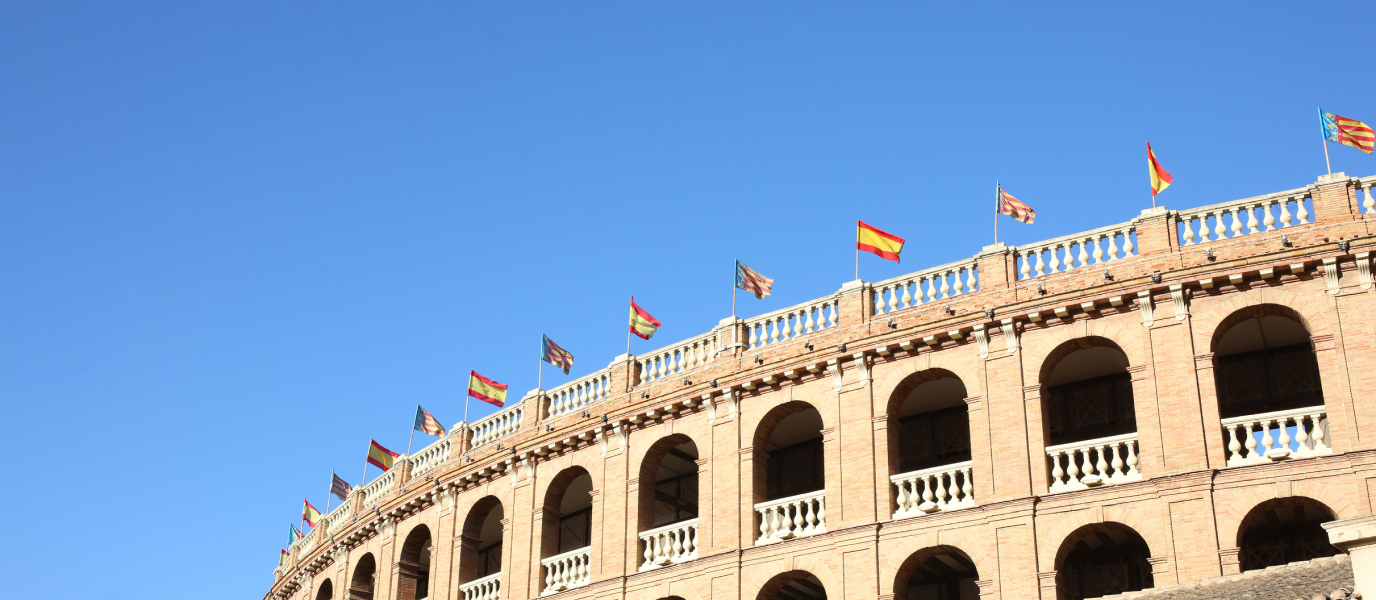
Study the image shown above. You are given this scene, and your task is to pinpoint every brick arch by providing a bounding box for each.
[529,449,603,508]
[457,494,503,585]
[879,532,994,597]
[1218,485,1360,548]
[632,432,701,533]
[315,578,333,600]
[1051,520,1158,572]
[745,563,840,600]
[1233,495,1338,547]
[749,399,828,450]
[349,552,377,600]
[1192,288,1333,351]
[879,367,971,417]
[625,580,707,600]
[1023,321,1147,384]
[1037,507,1169,568]
[872,351,985,415]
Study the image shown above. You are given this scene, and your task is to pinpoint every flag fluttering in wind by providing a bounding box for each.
[857,220,905,262]
[1321,109,1375,155]
[367,439,400,471]
[1147,142,1173,197]
[413,405,446,437]
[468,370,509,408]
[628,296,662,340]
[289,524,303,545]
[735,260,774,300]
[997,187,1036,224]
[280,549,290,566]
[330,473,352,502]
[541,335,574,375]
[302,499,322,527]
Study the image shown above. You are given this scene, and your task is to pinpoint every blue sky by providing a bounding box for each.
[2,2,1373,599]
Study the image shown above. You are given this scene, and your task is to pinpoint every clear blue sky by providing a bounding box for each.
[2,2,1372,598]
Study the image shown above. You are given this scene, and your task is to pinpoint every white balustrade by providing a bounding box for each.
[638,518,699,571]
[540,547,590,595]
[469,402,524,449]
[324,499,352,530]
[637,332,718,385]
[1046,433,1142,493]
[1176,188,1312,246]
[546,369,611,419]
[745,296,840,349]
[408,437,450,478]
[459,572,501,600]
[298,527,317,550]
[1221,405,1331,467]
[872,260,979,315]
[890,461,974,519]
[1015,222,1138,280]
[359,469,396,506]
[754,490,826,545]
[1361,176,1376,215]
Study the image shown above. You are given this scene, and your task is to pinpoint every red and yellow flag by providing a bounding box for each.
[629,296,662,340]
[468,370,508,408]
[997,187,1036,224]
[367,439,400,471]
[302,499,322,527]
[1322,109,1375,154]
[413,405,446,437]
[857,220,905,262]
[280,549,290,566]
[1147,141,1173,196]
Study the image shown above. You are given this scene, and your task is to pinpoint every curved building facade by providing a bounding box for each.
[268,172,1376,600]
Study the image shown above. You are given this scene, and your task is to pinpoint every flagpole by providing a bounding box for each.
[538,340,543,390]
[406,414,416,456]
[324,470,334,514]
[1319,108,1333,175]
[994,181,1000,245]
[626,297,632,355]
[854,247,859,281]
[362,454,369,486]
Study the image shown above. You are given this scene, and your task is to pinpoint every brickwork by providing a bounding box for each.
[268,173,1376,600]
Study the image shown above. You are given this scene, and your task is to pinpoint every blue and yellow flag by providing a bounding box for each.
[1321,109,1375,154]
[413,405,446,437]
[541,335,574,375]
[288,524,302,546]
[735,260,774,300]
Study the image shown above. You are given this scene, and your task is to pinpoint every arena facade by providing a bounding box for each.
[268,172,1376,600]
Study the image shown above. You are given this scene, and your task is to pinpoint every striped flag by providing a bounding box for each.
[1147,141,1173,196]
[280,549,290,566]
[289,524,303,545]
[997,187,1036,224]
[367,439,400,471]
[629,296,662,340]
[735,260,774,299]
[468,370,509,408]
[541,335,574,375]
[413,405,446,437]
[330,473,352,501]
[302,499,321,527]
[1321,109,1375,154]
[857,220,905,262]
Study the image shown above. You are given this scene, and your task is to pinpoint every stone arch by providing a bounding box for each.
[315,579,332,600]
[749,568,834,600]
[1235,496,1340,571]
[1218,485,1360,553]
[634,432,701,534]
[883,368,970,417]
[458,495,504,584]
[396,524,432,600]
[1038,508,1168,569]
[348,553,376,600]
[750,400,827,507]
[1053,521,1156,599]
[872,351,985,414]
[889,545,981,600]
[1207,302,1314,353]
[1023,321,1147,383]
[1192,288,1332,351]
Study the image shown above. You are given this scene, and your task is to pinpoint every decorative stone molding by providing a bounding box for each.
[1169,284,1189,321]
[1138,290,1155,327]
[1357,252,1372,289]
[850,352,872,387]
[1324,257,1341,294]
[827,358,844,391]
[1001,318,1019,353]
[972,324,990,358]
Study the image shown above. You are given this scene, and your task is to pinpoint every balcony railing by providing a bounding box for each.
[890,461,974,519]
[747,295,841,349]
[545,367,612,419]
[871,258,979,315]
[754,489,826,545]
[358,468,396,507]
[1176,187,1311,246]
[1222,405,1331,467]
[1046,433,1142,493]
[469,401,523,449]
[409,437,450,478]
[638,518,699,571]
[540,547,590,596]
[459,572,500,600]
[1014,220,1138,281]
[636,330,719,385]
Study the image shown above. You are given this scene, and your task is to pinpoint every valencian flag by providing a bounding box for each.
[735,260,774,299]
[1147,142,1173,196]
[330,473,352,501]
[629,296,662,340]
[302,499,322,527]
[468,370,508,408]
[997,186,1036,224]
[413,405,446,437]
[541,335,574,375]
[857,220,905,262]
[367,439,400,471]
[1321,109,1375,154]
[289,524,303,544]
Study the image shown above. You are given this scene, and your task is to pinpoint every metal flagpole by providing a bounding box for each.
[626,297,632,355]
[362,449,370,485]
[324,470,334,514]
[538,338,543,390]
[995,181,1000,245]
[732,263,737,318]
[1319,108,1333,175]
[406,407,416,456]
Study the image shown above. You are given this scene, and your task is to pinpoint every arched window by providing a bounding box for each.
[1212,307,1330,465]
[1055,523,1153,600]
[637,435,700,569]
[893,547,979,600]
[458,496,504,598]
[752,402,827,544]
[349,554,376,600]
[757,570,827,600]
[540,468,594,594]
[1238,497,1338,571]
[397,526,432,600]
[315,579,333,600]
[887,369,973,518]
[1039,338,1142,492]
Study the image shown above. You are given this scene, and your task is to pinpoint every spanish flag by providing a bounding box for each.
[1321,109,1375,154]
[1147,141,1172,196]
[857,220,904,262]
[629,296,662,340]
[280,549,290,566]
[367,439,400,471]
[302,499,322,527]
[468,370,508,408]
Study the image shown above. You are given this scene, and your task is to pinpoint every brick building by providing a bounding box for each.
[268,172,1376,600]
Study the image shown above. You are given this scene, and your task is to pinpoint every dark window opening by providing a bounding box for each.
[765,437,824,501]
[1216,343,1323,419]
[476,541,502,578]
[1240,502,1337,571]
[1060,536,1152,600]
[557,508,591,554]
[897,405,971,472]
[1047,373,1136,445]
[652,472,699,527]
